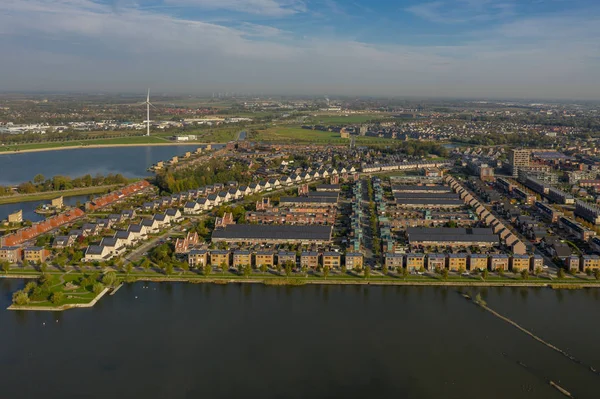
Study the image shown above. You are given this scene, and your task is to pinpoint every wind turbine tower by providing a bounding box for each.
[144,89,154,137]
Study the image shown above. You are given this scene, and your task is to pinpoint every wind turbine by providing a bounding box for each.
[144,89,156,137]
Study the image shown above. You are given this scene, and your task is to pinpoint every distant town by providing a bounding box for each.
[1,94,600,310]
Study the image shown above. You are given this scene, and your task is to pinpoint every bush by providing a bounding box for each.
[50,291,64,305]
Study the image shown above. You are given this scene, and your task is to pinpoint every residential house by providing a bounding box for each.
[277,251,297,266]
[210,250,230,267]
[469,254,488,271]
[322,252,341,269]
[84,245,111,262]
[141,218,160,234]
[385,253,404,269]
[448,253,468,271]
[582,255,600,271]
[406,254,425,272]
[23,247,50,264]
[511,254,531,272]
[427,254,446,271]
[188,249,208,268]
[0,246,22,264]
[301,251,320,269]
[566,256,581,272]
[114,230,135,247]
[233,251,252,268]
[255,251,275,268]
[100,237,126,257]
[490,254,510,271]
[53,235,76,249]
[165,208,183,223]
[345,252,364,270]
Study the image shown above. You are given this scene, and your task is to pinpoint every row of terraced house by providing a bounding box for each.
[188,249,364,270]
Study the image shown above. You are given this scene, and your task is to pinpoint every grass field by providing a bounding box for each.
[0,185,118,205]
[306,114,388,124]
[0,135,172,152]
[251,126,397,146]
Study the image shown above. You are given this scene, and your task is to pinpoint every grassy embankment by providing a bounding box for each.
[0,185,122,205]
[4,268,600,311]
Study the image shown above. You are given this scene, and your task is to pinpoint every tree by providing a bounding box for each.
[441,268,449,281]
[595,269,600,280]
[402,267,408,280]
[243,264,252,278]
[50,291,64,305]
[285,262,293,277]
[125,263,133,275]
[496,267,504,277]
[341,264,347,274]
[140,258,151,270]
[12,290,30,306]
[534,266,543,276]
[301,264,308,277]
[482,269,489,281]
[203,263,212,277]
[382,264,389,276]
[364,266,371,279]
[276,263,283,275]
[33,174,45,184]
[458,265,466,275]
[585,267,593,276]
[259,263,267,274]
[165,263,173,275]
[93,282,104,295]
[557,268,566,279]
[323,265,330,279]
[102,271,117,287]
[1,261,10,274]
[40,262,48,274]
[181,261,190,272]
[521,269,529,280]
[220,262,228,274]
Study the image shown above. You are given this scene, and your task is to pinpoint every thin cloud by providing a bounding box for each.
[162,0,307,16]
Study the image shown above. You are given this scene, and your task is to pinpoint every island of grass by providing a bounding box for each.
[8,271,117,311]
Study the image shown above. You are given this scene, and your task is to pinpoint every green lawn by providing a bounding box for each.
[0,135,171,152]
[306,114,388,124]
[251,126,395,146]
[0,185,119,205]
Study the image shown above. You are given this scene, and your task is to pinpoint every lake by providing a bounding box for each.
[0,145,210,186]
[1,281,599,399]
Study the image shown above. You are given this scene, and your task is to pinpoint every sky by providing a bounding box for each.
[1,0,599,99]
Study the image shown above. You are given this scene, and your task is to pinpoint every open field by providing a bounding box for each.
[306,114,389,124]
[251,126,394,145]
[0,135,172,153]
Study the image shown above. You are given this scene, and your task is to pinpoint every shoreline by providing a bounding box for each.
[0,184,120,205]
[4,274,600,311]
[0,142,221,156]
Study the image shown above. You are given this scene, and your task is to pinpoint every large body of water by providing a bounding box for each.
[1,281,599,399]
[0,145,206,186]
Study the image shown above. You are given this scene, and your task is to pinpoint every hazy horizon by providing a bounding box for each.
[2,0,600,100]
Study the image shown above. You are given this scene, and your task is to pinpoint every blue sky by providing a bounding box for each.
[1,0,599,99]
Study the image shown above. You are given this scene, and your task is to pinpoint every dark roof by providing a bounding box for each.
[307,191,339,198]
[86,245,105,255]
[316,184,340,191]
[407,227,498,244]
[100,237,119,247]
[396,198,464,206]
[280,196,337,204]
[115,231,132,239]
[392,185,452,192]
[394,193,459,199]
[165,209,179,216]
[212,225,332,241]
